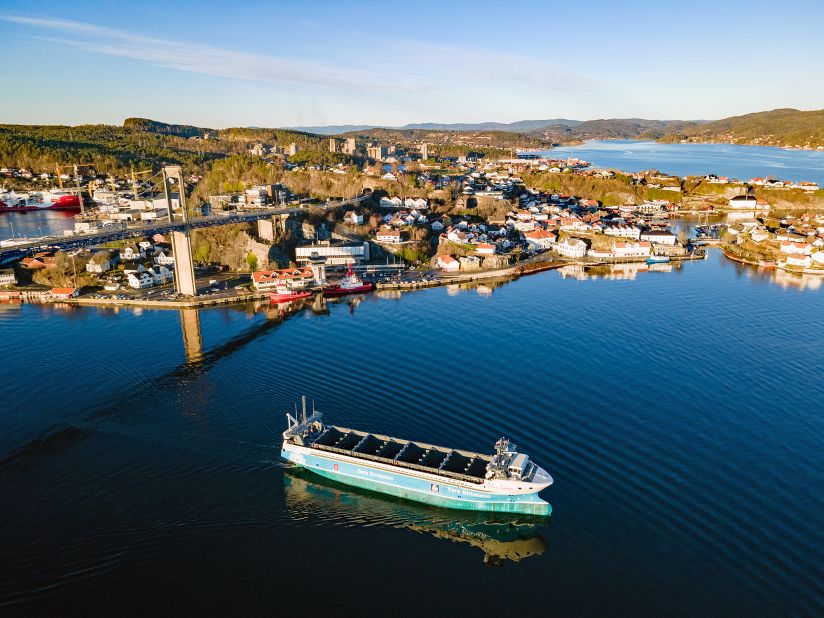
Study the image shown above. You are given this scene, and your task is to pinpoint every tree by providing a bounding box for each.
[246,252,258,272]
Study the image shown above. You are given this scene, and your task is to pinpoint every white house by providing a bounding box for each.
[640,230,678,245]
[119,244,144,261]
[127,270,154,289]
[728,195,758,209]
[555,238,587,258]
[476,243,496,256]
[780,241,812,255]
[613,241,652,258]
[85,250,118,273]
[344,210,364,225]
[149,265,174,285]
[604,224,641,240]
[524,229,556,250]
[376,228,403,243]
[784,254,812,268]
[154,250,175,266]
[437,255,460,272]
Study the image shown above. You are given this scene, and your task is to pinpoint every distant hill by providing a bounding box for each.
[123,117,210,139]
[530,118,703,143]
[287,119,581,134]
[336,127,551,152]
[656,108,824,148]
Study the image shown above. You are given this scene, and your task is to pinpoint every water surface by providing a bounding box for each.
[1,252,823,615]
[533,140,824,185]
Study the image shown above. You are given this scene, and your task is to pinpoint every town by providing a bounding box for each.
[2,138,824,305]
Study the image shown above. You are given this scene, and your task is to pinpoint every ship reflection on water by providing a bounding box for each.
[283,468,549,565]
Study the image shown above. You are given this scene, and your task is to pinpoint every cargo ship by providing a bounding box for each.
[323,264,374,297]
[281,398,553,515]
[0,188,81,212]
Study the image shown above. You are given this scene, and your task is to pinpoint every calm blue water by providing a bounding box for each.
[1,252,823,615]
[532,140,824,185]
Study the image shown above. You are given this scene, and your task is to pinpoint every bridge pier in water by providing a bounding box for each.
[179,308,203,364]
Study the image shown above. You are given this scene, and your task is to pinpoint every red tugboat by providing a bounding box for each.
[269,284,313,303]
[323,264,375,297]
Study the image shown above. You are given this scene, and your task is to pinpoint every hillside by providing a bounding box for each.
[337,127,550,152]
[657,108,824,148]
[0,121,327,174]
[289,119,580,134]
[531,119,701,143]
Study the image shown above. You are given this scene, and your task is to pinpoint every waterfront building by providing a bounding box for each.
[780,241,812,255]
[640,230,678,245]
[0,269,16,286]
[251,267,315,291]
[295,241,369,266]
[437,255,460,272]
[127,270,154,289]
[555,238,588,258]
[49,287,78,299]
[524,229,556,250]
[476,243,496,256]
[784,254,813,268]
[613,241,652,258]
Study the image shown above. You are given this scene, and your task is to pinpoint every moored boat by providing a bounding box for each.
[646,256,670,264]
[323,264,374,297]
[281,398,553,515]
[0,188,81,212]
[269,286,312,303]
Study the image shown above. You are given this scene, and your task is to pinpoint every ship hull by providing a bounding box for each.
[269,291,312,303]
[281,444,551,515]
[322,283,374,297]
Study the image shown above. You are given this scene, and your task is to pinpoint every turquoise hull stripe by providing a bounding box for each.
[282,448,551,516]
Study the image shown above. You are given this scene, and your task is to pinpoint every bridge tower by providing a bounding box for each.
[163,166,197,296]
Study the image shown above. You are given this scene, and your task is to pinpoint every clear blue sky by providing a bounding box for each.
[1,0,822,128]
